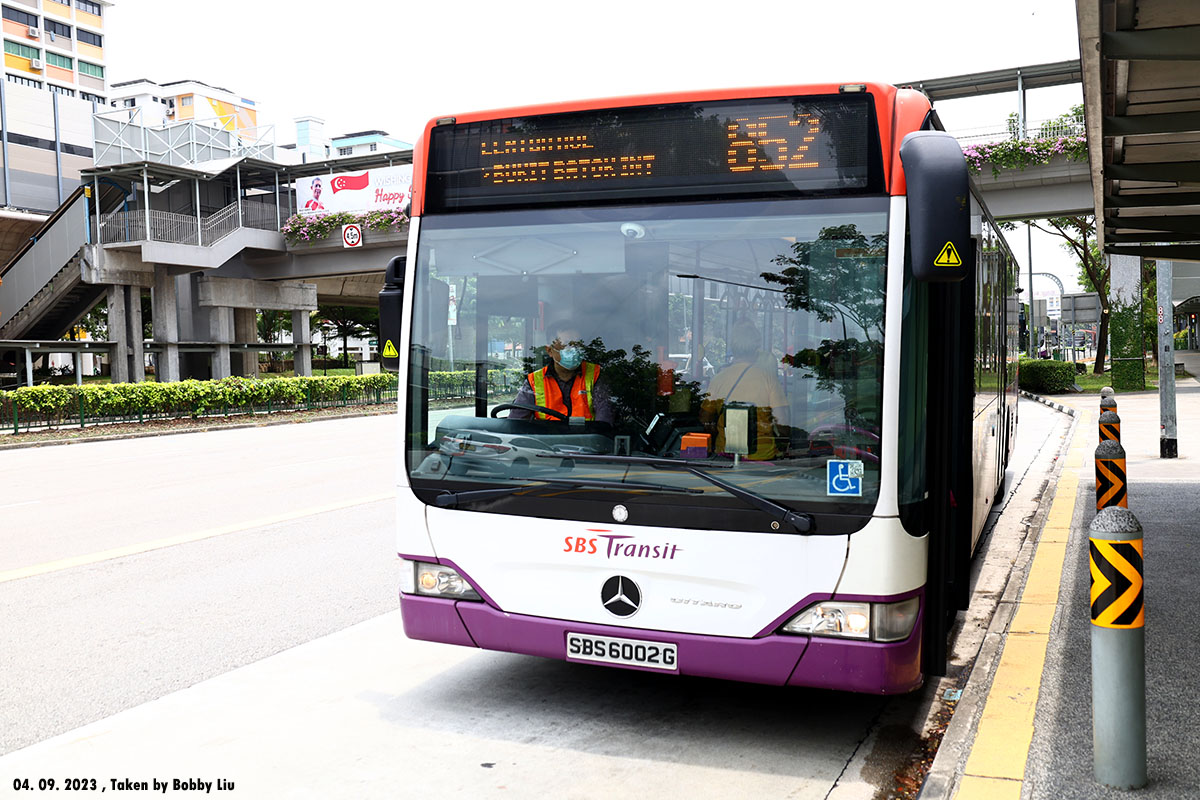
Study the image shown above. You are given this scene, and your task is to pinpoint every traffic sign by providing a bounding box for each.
[342,224,363,248]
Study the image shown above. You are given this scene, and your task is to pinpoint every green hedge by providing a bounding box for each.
[0,373,398,428]
[1019,357,1077,394]
[1175,330,1189,350]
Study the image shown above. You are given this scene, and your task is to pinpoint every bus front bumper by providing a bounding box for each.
[399,594,923,694]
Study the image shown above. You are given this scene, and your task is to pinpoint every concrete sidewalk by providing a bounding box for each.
[926,374,1200,799]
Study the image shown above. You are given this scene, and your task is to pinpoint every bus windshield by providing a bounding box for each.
[406,197,889,532]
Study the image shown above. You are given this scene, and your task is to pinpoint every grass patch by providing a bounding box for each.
[1064,364,1165,394]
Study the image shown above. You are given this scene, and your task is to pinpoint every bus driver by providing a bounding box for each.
[509,324,613,424]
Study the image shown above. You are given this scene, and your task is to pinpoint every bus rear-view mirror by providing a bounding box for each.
[900,132,970,283]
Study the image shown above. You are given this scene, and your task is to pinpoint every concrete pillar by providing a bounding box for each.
[127,288,145,382]
[107,284,130,383]
[234,307,259,378]
[152,268,181,382]
[211,306,234,380]
[1108,253,1144,391]
[73,351,83,386]
[176,273,211,380]
[292,310,312,377]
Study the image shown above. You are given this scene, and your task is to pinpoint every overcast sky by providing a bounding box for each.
[104,0,1088,291]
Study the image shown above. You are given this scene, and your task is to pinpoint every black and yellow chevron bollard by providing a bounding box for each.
[1099,410,1121,442]
[1096,440,1128,510]
[1089,506,1146,788]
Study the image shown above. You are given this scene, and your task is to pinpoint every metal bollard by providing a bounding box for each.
[1089,506,1146,789]
[1096,440,1128,510]
[1099,410,1121,442]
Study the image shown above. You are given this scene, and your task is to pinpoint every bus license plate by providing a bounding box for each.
[566,633,678,671]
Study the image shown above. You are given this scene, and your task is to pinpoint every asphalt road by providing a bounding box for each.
[0,405,1064,798]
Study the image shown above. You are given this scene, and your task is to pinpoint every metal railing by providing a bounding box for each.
[99,199,283,246]
[93,106,276,167]
[953,114,1086,145]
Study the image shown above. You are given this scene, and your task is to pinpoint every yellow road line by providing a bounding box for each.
[956,410,1090,798]
[0,492,394,584]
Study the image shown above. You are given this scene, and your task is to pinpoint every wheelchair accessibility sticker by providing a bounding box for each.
[827,459,864,497]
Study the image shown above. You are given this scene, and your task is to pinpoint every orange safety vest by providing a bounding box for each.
[528,362,600,420]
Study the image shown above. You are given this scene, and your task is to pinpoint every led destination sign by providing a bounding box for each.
[425,94,881,211]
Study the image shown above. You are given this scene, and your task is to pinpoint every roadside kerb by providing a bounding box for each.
[1021,390,1080,417]
[919,405,1088,800]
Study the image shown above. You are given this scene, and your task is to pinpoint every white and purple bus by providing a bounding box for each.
[379,82,1019,693]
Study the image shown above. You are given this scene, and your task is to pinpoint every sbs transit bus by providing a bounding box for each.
[378,82,1019,693]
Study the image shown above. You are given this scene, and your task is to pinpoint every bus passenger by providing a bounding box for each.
[509,324,613,424]
[700,321,789,460]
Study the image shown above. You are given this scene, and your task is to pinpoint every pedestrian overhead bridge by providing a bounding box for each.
[0,107,410,384]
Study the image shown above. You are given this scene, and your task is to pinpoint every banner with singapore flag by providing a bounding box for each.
[295,164,413,216]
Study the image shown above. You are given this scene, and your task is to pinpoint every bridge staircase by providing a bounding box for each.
[0,183,126,341]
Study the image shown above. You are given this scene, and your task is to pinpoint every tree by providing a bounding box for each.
[72,294,154,341]
[1021,216,1110,374]
[315,305,379,367]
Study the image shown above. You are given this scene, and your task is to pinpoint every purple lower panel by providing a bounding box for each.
[399,594,477,648]
[400,594,923,693]
[455,603,808,686]
[787,605,925,694]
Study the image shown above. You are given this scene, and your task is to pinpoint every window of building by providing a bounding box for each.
[76,29,101,47]
[6,73,42,88]
[80,91,104,103]
[48,84,74,96]
[369,143,378,152]
[74,0,101,15]
[45,51,71,69]
[338,146,353,156]
[181,95,192,106]
[77,60,103,78]
[2,6,39,27]
[44,19,71,38]
[4,40,39,60]
[122,98,135,107]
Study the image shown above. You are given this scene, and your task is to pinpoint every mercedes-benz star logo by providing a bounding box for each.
[601,575,641,618]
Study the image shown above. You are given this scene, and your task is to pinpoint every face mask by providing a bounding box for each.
[558,346,583,370]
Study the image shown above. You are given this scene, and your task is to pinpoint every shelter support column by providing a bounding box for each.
[234,308,259,378]
[152,268,181,383]
[1157,260,1177,458]
[292,310,312,377]
[1108,253,1144,391]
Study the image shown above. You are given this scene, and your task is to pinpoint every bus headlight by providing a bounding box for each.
[407,561,481,600]
[780,597,919,642]
[782,601,871,639]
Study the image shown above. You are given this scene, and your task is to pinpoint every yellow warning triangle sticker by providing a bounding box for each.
[382,340,399,358]
[934,241,962,267]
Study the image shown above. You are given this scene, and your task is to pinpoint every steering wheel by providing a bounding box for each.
[490,403,569,421]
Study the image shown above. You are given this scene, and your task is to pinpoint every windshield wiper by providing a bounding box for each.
[435,477,703,508]
[540,453,817,534]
